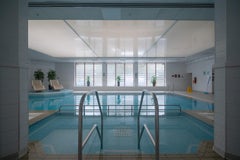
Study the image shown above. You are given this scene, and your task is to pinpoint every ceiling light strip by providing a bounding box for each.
[64,20,98,57]
[29,2,214,8]
[58,57,186,63]
[142,20,178,57]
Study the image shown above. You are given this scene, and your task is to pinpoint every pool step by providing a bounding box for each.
[100,149,141,154]
[83,153,156,160]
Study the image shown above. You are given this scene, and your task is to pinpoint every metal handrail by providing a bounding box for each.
[58,104,79,112]
[82,124,101,148]
[59,104,181,114]
[139,124,155,147]
[78,90,103,160]
[58,104,182,116]
[138,90,159,160]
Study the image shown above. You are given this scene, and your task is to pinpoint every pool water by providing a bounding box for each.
[28,92,214,155]
[29,112,213,154]
[29,93,214,111]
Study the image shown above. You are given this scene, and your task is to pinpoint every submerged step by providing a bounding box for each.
[100,149,141,155]
[83,153,156,159]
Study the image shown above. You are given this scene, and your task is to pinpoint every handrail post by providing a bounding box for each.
[78,93,87,160]
[78,90,103,160]
[138,90,159,160]
[152,93,159,160]
[95,91,103,149]
[138,91,145,149]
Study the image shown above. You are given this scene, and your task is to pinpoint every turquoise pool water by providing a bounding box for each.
[29,93,214,111]
[29,92,214,155]
[29,112,213,154]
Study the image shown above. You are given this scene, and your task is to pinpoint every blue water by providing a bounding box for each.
[28,92,214,155]
[29,112,213,154]
[29,93,214,112]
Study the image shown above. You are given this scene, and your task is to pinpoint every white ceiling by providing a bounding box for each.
[28,20,214,58]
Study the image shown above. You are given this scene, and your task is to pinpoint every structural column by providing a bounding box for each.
[0,0,29,159]
[214,0,240,159]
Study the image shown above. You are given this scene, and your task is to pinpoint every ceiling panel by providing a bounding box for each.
[28,20,214,58]
[162,21,214,57]
[28,20,96,57]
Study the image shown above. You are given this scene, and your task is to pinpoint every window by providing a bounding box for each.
[75,62,165,87]
[94,64,102,86]
[138,63,146,86]
[107,64,115,86]
[116,63,124,85]
[75,64,84,86]
[107,63,133,86]
[125,64,133,86]
[138,63,165,86]
[147,63,155,86]
[75,63,102,86]
[85,64,93,86]
[156,63,165,86]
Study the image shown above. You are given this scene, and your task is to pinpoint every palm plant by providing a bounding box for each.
[116,76,121,86]
[151,75,157,87]
[34,69,44,82]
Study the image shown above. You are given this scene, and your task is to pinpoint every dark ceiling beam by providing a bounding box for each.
[29,2,214,8]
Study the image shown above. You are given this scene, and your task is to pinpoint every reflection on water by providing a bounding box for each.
[116,94,121,104]
[29,93,214,112]
[29,94,74,110]
[87,95,90,105]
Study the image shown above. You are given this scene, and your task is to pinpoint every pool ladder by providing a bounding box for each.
[137,90,160,160]
[77,90,180,160]
[78,90,103,160]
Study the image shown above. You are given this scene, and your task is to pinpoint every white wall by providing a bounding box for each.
[214,0,240,159]
[166,62,191,91]
[0,0,28,158]
[55,62,75,90]
[187,54,215,93]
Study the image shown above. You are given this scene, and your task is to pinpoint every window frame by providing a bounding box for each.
[75,63,103,87]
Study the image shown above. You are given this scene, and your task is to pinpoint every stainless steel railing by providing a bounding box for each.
[59,104,181,116]
[82,124,101,148]
[57,91,182,160]
[138,90,159,160]
[139,124,156,147]
[78,90,103,160]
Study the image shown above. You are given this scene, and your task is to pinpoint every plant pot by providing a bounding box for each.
[87,81,90,86]
[152,82,156,87]
[117,81,120,86]
[48,84,53,90]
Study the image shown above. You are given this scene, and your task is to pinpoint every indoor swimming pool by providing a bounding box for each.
[28,91,214,155]
[29,92,214,112]
[29,112,213,155]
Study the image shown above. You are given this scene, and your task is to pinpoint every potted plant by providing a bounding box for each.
[116,76,121,86]
[151,75,157,87]
[34,69,44,82]
[87,76,90,86]
[47,70,56,90]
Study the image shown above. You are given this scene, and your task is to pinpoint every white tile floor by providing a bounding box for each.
[29,112,43,120]
[173,91,214,103]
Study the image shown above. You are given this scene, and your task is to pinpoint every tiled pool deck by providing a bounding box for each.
[23,91,222,160]
[173,91,214,126]
[21,141,223,160]
[29,111,57,125]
